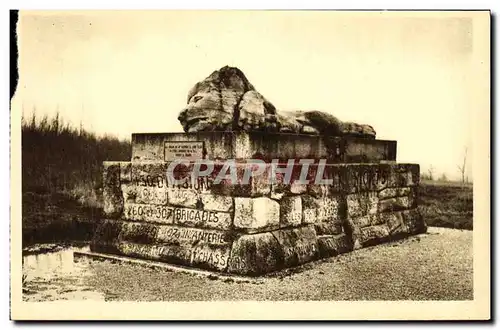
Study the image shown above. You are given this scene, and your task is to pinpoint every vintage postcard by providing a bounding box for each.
[10,10,490,320]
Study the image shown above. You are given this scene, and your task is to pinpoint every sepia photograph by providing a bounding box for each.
[10,9,490,320]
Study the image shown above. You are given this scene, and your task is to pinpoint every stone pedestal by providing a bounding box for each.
[91,132,426,275]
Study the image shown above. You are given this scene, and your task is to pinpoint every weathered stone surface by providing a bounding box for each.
[122,203,174,224]
[275,111,302,133]
[378,195,415,213]
[93,219,232,247]
[120,162,132,183]
[117,221,158,244]
[386,164,420,188]
[114,242,232,272]
[307,184,332,198]
[156,225,231,246]
[379,187,412,199]
[279,196,302,227]
[103,162,123,218]
[92,219,123,246]
[302,195,343,224]
[233,197,280,232]
[302,196,317,224]
[121,183,137,204]
[131,132,397,164]
[340,122,376,139]
[177,66,376,138]
[228,232,284,275]
[272,226,319,267]
[270,168,307,199]
[357,224,391,247]
[167,188,199,208]
[301,111,343,136]
[349,214,375,229]
[199,194,233,212]
[172,207,233,231]
[317,234,352,258]
[382,211,408,235]
[208,161,272,197]
[178,66,263,132]
[313,221,343,235]
[122,203,232,230]
[346,192,379,219]
[341,164,390,193]
[131,162,168,187]
[164,141,204,161]
[238,90,276,130]
[136,186,167,205]
[402,208,427,234]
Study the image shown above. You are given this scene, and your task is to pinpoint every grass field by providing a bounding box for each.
[419,180,473,230]
[21,113,130,246]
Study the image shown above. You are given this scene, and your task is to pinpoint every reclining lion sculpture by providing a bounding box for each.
[178,66,376,139]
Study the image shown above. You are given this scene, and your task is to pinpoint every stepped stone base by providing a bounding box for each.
[92,132,426,276]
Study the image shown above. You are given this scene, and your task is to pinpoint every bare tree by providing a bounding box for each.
[439,172,448,182]
[457,147,468,183]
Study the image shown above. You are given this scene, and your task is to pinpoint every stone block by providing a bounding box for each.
[317,196,343,222]
[131,132,397,164]
[307,184,332,198]
[227,232,284,275]
[136,186,167,205]
[272,226,319,267]
[123,203,175,224]
[343,139,397,163]
[116,242,232,272]
[131,162,168,188]
[120,162,132,183]
[356,224,391,247]
[350,215,373,229]
[171,207,233,231]
[156,225,231,246]
[338,164,392,193]
[317,234,352,258]
[117,221,159,244]
[313,221,343,235]
[386,164,420,188]
[167,188,199,208]
[346,192,378,219]
[121,183,137,204]
[302,195,343,224]
[280,196,303,227]
[233,197,280,232]
[103,162,123,218]
[199,194,233,212]
[132,132,234,161]
[378,195,415,213]
[381,211,408,236]
[91,219,123,246]
[402,208,427,234]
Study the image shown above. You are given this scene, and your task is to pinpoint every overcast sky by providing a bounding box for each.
[13,10,483,180]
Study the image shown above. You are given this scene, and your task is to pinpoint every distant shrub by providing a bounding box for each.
[22,112,131,205]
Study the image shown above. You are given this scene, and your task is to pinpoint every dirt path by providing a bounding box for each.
[85,227,472,301]
[23,227,472,301]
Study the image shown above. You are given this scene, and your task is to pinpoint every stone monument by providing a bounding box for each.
[90,66,427,276]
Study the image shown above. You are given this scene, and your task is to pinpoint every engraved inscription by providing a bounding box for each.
[123,203,231,230]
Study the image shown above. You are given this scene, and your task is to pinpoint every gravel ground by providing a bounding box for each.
[23,227,473,301]
[87,227,473,301]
